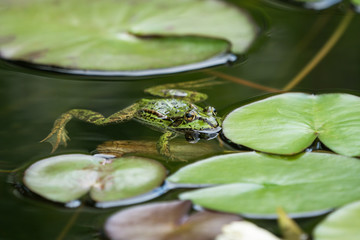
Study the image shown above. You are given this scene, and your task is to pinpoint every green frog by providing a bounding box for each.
[41,78,222,160]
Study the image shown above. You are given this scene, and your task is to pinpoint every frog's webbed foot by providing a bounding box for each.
[40,126,70,153]
[144,77,223,103]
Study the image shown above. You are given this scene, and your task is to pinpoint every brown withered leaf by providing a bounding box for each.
[104,200,240,240]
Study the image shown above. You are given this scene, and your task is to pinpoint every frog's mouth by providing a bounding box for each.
[184,126,222,143]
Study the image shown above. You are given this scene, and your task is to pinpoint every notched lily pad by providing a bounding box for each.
[314,200,360,240]
[23,154,166,205]
[223,93,360,157]
[0,0,257,74]
[104,200,240,240]
[167,152,360,216]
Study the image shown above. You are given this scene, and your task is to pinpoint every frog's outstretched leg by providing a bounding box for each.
[144,77,223,102]
[156,131,178,160]
[41,103,138,153]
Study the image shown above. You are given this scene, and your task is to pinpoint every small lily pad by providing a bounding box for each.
[105,200,240,240]
[313,200,360,240]
[23,154,166,204]
[167,152,360,216]
[0,0,257,73]
[222,93,360,157]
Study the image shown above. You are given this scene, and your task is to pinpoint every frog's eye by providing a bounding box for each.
[184,110,197,122]
[205,106,217,116]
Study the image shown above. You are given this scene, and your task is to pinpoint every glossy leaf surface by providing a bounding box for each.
[167,152,360,215]
[24,154,166,203]
[314,200,360,240]
[223,93,360,156]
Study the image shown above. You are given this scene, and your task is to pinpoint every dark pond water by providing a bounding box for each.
[1,0,360,239]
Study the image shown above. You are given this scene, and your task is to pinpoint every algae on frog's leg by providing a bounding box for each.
[156,131,178,160]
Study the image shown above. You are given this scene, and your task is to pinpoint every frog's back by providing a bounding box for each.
[134,98,193,130]
[138,98,192,115]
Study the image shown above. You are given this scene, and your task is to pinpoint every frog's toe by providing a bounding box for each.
[41,129,70,153]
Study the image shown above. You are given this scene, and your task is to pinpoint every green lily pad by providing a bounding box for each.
[353,0,360,11]
[167,152,360,216]
[314,200,360,240]
[0,0,257,73]
[223,93,360,157]
[23,154,166,204]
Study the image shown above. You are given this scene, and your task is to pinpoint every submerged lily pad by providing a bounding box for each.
[0,0,257,73]
[314,200,360,240]
[105,200,240,240]
[167,152,360,216]
[23,154,166,204]
[223,93,360,157]
[96,139,224,161]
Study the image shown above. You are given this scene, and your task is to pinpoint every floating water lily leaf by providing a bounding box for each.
[105,200,240,240]
[223,93,360,156]
[0,0,257,72]
[313,200,360,240]
[167,152,360,216]
[353,0,360,11]
[23,154,166,203]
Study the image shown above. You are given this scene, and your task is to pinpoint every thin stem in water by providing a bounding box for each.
[205,70,280,92]
[283,10,355,91]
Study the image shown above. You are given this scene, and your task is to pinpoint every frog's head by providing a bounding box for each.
[170,106,221,143]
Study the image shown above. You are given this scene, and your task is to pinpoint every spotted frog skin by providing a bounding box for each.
[41,78,222,160]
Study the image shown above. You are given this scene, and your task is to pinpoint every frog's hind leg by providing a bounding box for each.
[41,103,138,153]
[144,77,223,102]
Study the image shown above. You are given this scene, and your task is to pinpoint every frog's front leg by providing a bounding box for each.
[41,103,138,152]
[156,131,178,160]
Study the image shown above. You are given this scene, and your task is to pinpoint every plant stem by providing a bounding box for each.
[283,10,355,91]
